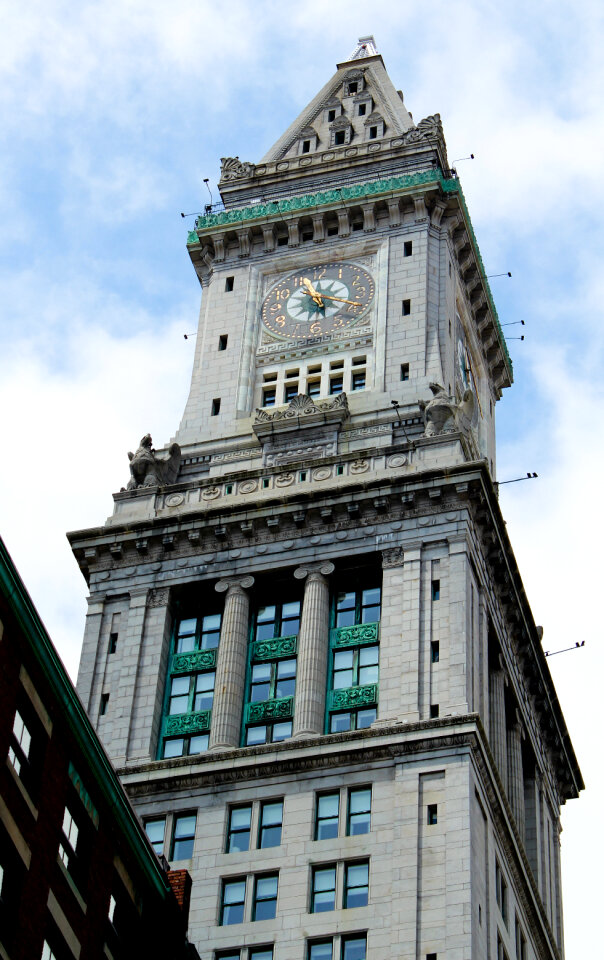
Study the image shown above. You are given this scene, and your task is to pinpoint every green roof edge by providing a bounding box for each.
[0,535,172,900]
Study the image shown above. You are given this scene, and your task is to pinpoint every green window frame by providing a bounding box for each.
[252,874,279,921]
[347,787,371,836]
[243,599,301,747]
[344,861,369,908]
[315,792,340,840]
[160,610,222,760]
[258,800,283,849]
[327,585,381,734]
[311,865,336,913]
[227,805,252,853]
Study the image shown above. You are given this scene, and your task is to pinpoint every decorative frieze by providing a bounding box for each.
[252,636,298,662]
[331,623,380,648]
[171,650,217,674]
[329,684,378,710]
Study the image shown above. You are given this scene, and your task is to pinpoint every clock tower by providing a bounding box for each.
[69,38,581,960]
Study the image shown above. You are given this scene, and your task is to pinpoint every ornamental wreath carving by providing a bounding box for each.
[252,636,298,662]
[330,684,377,709]
[332,623,380,647]
[219,156,256,181]
[172,650,217,674]
[246,697,294,723]
[165,711,211,736]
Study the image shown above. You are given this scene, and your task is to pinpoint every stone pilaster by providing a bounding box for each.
[379,545,420,723]
[489,665,508,791]
[292,561,334,738]
[507,712,525,839]
[209,575,254,750]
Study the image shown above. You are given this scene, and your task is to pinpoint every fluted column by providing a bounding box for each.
[489,667,508,790]
[292,561,335,737]
[209,575,254,750]
[507,711,525,838]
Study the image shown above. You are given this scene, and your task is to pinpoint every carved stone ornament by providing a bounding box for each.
[220,156,256,181]
[246,697,294,723]
[252,636,298,662]
[402,114,444,144]
[382,547,405,568]
[171,650,217,674]
[125,434,181,491]
[165,710,211,736]
[147,588,169,607]
[418,382,476,437]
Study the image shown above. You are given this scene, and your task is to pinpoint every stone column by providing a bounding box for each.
[292,561,334,738]
[489,665,507,791]
[507,711,525,839]
[209,575,254,751]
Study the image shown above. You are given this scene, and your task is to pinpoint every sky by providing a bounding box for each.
[1,0,602,953]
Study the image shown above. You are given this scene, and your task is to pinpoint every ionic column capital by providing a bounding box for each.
[215,575,255,596]
[294,561,334,583]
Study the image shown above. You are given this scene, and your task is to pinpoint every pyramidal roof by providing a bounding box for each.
[261,37,415,162]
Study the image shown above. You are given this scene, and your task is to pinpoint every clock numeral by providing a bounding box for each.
[313,267,326,281]
[270,302,280,313]
[354,285,367,298]
[310,321,323,335]
[275,315,286,326]
[352,274,362,286]
[276,288,290,300]
[333,317,344,328]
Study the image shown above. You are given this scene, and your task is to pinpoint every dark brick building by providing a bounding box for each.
[0,535,198,960]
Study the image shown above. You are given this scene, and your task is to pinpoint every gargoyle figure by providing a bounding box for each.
[126,434,181,490]
[418,383,475,437]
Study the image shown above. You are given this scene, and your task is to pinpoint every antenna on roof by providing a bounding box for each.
[346,36,379,61]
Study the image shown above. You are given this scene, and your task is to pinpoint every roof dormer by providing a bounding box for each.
[296,126,319,155]
[324,96,343,124]
[364,111,385,141]
[353,91,373,118]
[329,115,353,147]
[342,68,365,98]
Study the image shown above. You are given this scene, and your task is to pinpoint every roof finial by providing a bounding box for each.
[345,35,379,61]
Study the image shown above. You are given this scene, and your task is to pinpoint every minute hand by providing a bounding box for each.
[320,294,363,306]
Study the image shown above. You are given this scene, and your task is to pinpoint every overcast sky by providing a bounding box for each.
[1,1,602,953]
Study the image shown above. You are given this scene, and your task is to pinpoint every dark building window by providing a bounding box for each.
[328,109,336,122]
[358,103,367,116]
[211,398,221,416]
[302,140,311,153]
[221,878,246,925]
[285,382,299,402]
[263,387,277,407]
[369,126,378,139]
[244,600,301,746]
[218,335,228,351]
[145,817,166,855]
[335,131,346,145]
[430,704,440,718]
[352,371,366,391]
[343,936,367,960]
[400,363,410,381]
[225,276,234,292]
[99,693,109,716]
[109,632,118,654]
[427,804,438,825]
[431,580,440,601]
[171,813,197,860]
[258,801,283,849]
[329,376,344,395]
[431,641,440,663]
[329,586,381,733]
[402,299,411,315]
[404,241,413,257]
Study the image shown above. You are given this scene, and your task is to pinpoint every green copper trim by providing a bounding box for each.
[68,761,99,829]
[164,710,211,736]
[252,635,298,661]
[187,230,200,244]
[245,696,294,723]
[171,649,217,674]
[331,623,379,648]
[329,684,378,711]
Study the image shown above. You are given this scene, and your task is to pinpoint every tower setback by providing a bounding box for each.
[69,38,582,960]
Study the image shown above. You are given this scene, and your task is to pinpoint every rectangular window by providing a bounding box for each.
[302,140,311,154]
[227,806,252,853]
[342,936,367,960]
[352,371,366,391]
[99,693,109,716]
[250,950,273,960]
[404,240,413,257]
[335,131,345,145]
[430,704,440,718]
[347,787,371,835]
[336,464,344,476]
[263,387,277,407]
[315,793,339,841]
[329,586,381,733]
[515,916,527,960]
[211,398,221,416]
[108,894,116,922]
[299,471,308,481]
[225,276,234,292]
[400,363,410,381]
[8,710,31,776]
[258,801,283,849]
[59,807,79,870]
[330,376,344,395]
[402,299,411,315]
[285,383,299,402]
[369,126,378,139]
[328,110,336,122]
[309,942,333,960]
[431,580,440,601]
[145,818,166,855]
[109,632,118,654]
[348,82,358,94]
[431,641,440,663]
[358,103,367,116]
[245,600,300,745]
[496,860,508,925]
[171,813,196,860]
[311,865,336,912]
[42,944,57,960]
[344,861,369,908]
[427,804,438,825]
[218,335,228,351]
[307,379,321,398]
[221,878,246,925]
[253,874,279,921]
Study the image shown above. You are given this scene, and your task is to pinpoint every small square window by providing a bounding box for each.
[225,277,234,292]
[259,801,283,849]
[145,817,166,855]
[431,580,440,601]
[330,376,344,395]
[253,874,278,921]
[427,955,438,960]
[352,355,366,365]
[218,335,228,351]
[225,484,233,496]
[302,140,311,153]
[263,388,277,407]
[348,82,358,95]
[262,478,270,489]
[299,471,308,481]
[430,704,440,719]
[227,806,252,853]
[330,360,344,369]
[358,103,366,116]
[221,878,246,925]
[402,299,411,316]
[335,131,345,146]
[109,632,118,654]
[307,379,320,398]
[427,804,438,825]
[311,865,336,912]
[336,465,344,476]
[171,813,196,860]
[431,641,440,663]
[404,241,413,257]
[211,398,221,416]
[285,383,299,402]
[352,371,366,391]
[344,861,369,908]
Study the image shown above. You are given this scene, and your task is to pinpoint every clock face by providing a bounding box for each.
[261,261,375,340]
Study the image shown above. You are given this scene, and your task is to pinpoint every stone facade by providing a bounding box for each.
[69,38,580,960]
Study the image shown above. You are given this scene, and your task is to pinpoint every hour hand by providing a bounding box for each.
[301,277,324,306]
[320,294,363,307]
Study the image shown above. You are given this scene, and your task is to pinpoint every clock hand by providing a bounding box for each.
[319,294,363,306]
[301,277,324,307]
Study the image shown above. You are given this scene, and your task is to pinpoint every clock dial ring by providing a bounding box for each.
[261,261,375,340]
